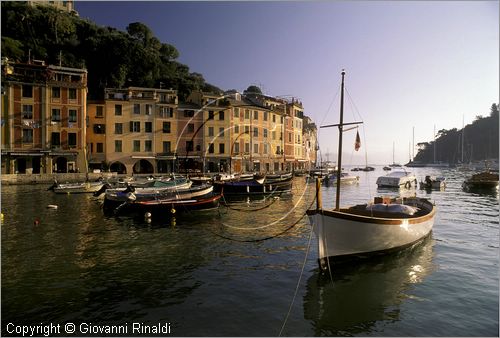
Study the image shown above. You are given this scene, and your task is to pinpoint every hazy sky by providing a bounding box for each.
[76,1,499,165]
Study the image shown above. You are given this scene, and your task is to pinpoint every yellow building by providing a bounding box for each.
[1,59,87,174]
[87,87,178,174]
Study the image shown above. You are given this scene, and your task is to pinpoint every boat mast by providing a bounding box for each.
[433,124,436,164]
[461,115,464,163]
[335,70,345,210]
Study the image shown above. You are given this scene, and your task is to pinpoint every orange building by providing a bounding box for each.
[1,59,87,174]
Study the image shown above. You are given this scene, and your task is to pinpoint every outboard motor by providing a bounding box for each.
[47,179,58,191]
[93,183,112,197]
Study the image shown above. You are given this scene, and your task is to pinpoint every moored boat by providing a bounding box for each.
[419,175,446,190]
[376,171,417,189]
[462,171,499,191]
[49,179,106,194]
[307,70,436,270]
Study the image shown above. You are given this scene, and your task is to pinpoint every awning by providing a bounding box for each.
[49,152,77,156]
[131,156,155,159]
[252,160,260,163]
[8,152,44,156]
[179,155,201,159]
[297,159,308,162]
[231,156,243,160]
[156,156,176,160]
[285,159,296,162]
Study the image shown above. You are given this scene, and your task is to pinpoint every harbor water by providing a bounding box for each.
[1,167,498,336]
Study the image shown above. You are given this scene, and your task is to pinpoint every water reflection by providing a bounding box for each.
[303,235,436,336]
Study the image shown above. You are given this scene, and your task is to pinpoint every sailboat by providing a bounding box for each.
[307,70,437,270]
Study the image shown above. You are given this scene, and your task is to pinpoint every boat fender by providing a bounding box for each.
[34,218,40,226]
[126,192,137,201]
[145,212,152,219]
[405,181,411,189]
[171,208,176,214]
[47,205,58,209]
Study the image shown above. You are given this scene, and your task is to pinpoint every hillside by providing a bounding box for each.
[1,2,222,100]
[412,104,499,164]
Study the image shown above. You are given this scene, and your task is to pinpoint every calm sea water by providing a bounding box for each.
[1,167,498,336]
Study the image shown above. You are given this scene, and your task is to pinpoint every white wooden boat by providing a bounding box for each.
[307,70,436,270]
[324,172,359,185]
[51,180,106,194]
[376,171,417,189]
[419,175,446,190]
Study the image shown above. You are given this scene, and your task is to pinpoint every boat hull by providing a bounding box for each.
[308,199,435,268]
[53,182,105,194]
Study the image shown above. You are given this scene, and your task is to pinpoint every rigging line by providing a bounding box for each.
[317,84,341,140]
[210,196,316,243]
[344,87,365,122]
[221,178,312,231]
[278,220,314,337]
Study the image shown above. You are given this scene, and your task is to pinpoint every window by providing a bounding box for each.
[134,104,140,114]
[22,105,33,119]
[51,132,60,146]
[219,143,225,154]
[208,127,214,137]
[289,133,292,142]
[263,129,268,138]
[234,125,239,134]
[22,85,33,98]
[254,144,259,154]
[96,106,104,118]
[163,141,171,153]
[93,124,105,134]
[253,127,258,137]
[219,111,224,120]
[245,109,250,119]
[133,140,140,152]
[145,104,152,115]
[145,140,152,152]
[52,87,60,98]
[186,141,194,152]
[69,109,77,123]
[69,88,77,100]
[22,129,33,143]
[188,123,194,133]
[115,104,122,116]
[208,143,214,154]
[263,144,268,154]
[196,144,201,151]
[272,131,276,140]
[234,108,239,118]
[254,111,258,120]
[159,106,173,118]
[68,133,77,147]
[115,123,123,134]
[97,143,104,153]
[234,142,240,154]
[184,110,194,117]
[245,126,250,134]
[219,127,224,137]
[272,114,276,123]
[145,122,152,133]
[208,111,214,120]
[52,108,61,122]
[114,140,122,152]
[130,121,140,132]
[245,143,250,153]
[163,122,171,133]
[264,112,268,121]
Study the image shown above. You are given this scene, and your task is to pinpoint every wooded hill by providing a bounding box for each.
[412,104,499,164]
[1,2,222,100]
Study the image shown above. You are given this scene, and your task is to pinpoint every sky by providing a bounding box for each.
[76,1,499,165]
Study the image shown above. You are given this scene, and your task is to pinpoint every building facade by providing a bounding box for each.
[1,59,87,174]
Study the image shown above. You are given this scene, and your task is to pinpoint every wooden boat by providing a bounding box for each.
[462,171,499,191]
[114,193,222,217]
[307,70,436,270]
[49,179,106,194]
[323,172,359,185]
[103,184,214,213]
[376,171,417,189]
[97,177,192,198]
[213,172,292,195]
[419,175,446,190]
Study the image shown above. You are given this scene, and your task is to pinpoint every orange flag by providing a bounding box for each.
[355,130,361,151]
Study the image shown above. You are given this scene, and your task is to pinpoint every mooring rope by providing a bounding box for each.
[278,218,315,337]
[209,195,316,243]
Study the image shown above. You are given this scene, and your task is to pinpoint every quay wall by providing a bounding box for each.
[1,172,119,185]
